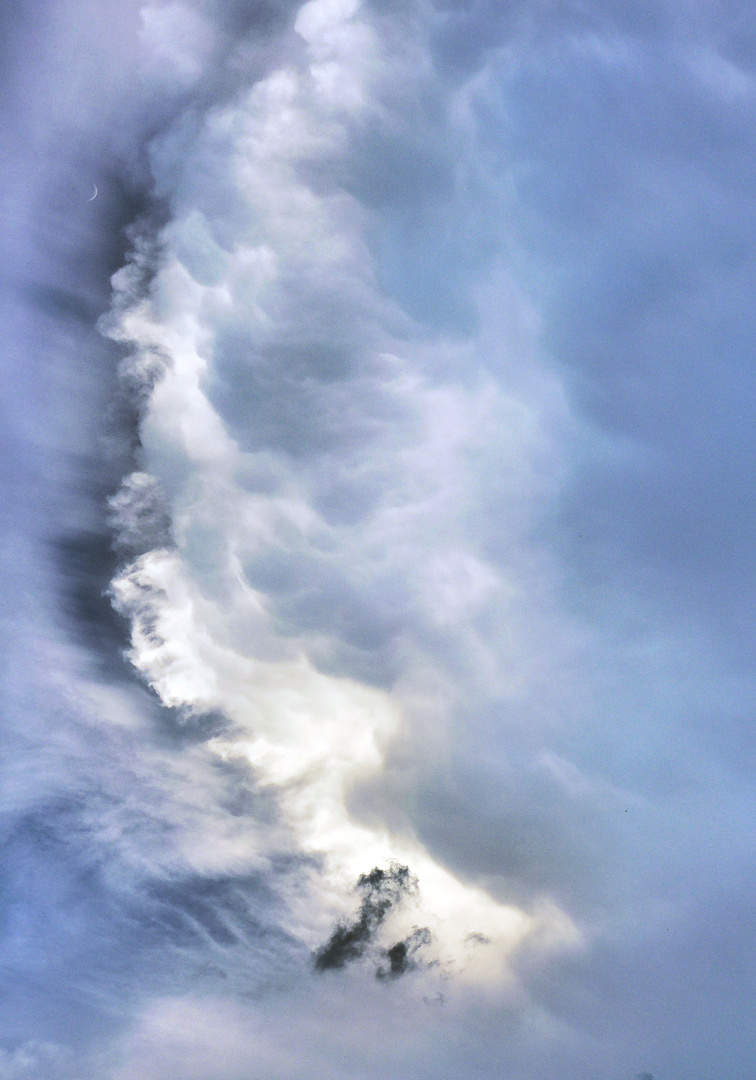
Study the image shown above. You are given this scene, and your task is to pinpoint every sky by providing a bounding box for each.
[1,1,756,1077]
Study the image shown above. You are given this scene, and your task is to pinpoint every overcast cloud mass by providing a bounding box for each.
[2,1,756,1077]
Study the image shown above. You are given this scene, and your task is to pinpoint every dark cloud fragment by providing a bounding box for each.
[312,864,416,973]
[376,926,431,980]
[465,931,491,946]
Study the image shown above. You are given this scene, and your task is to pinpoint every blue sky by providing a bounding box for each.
[2,2,755,1078]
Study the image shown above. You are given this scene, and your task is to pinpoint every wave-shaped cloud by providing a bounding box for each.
[103,0,578,983]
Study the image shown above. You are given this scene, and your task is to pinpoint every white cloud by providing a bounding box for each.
[105,0,579,982]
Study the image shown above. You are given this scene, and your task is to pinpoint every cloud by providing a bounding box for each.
[5,0,756,1077]
[100,0,578,990]
[0,1043,72,1080]
[139,2,217,82]
[313,863,422,972]
[108,472,173,556]
[376,925,432,980]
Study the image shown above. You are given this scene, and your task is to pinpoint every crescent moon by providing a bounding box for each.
[87,183,98,202]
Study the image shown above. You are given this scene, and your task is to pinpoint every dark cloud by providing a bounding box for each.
[53,529,134,681]
[203,0,295,39]
[313,865,417,973]
[376,926,432,980]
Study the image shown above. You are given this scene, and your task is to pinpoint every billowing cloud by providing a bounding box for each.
[98,0,578,987]
[313,864,427,974]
